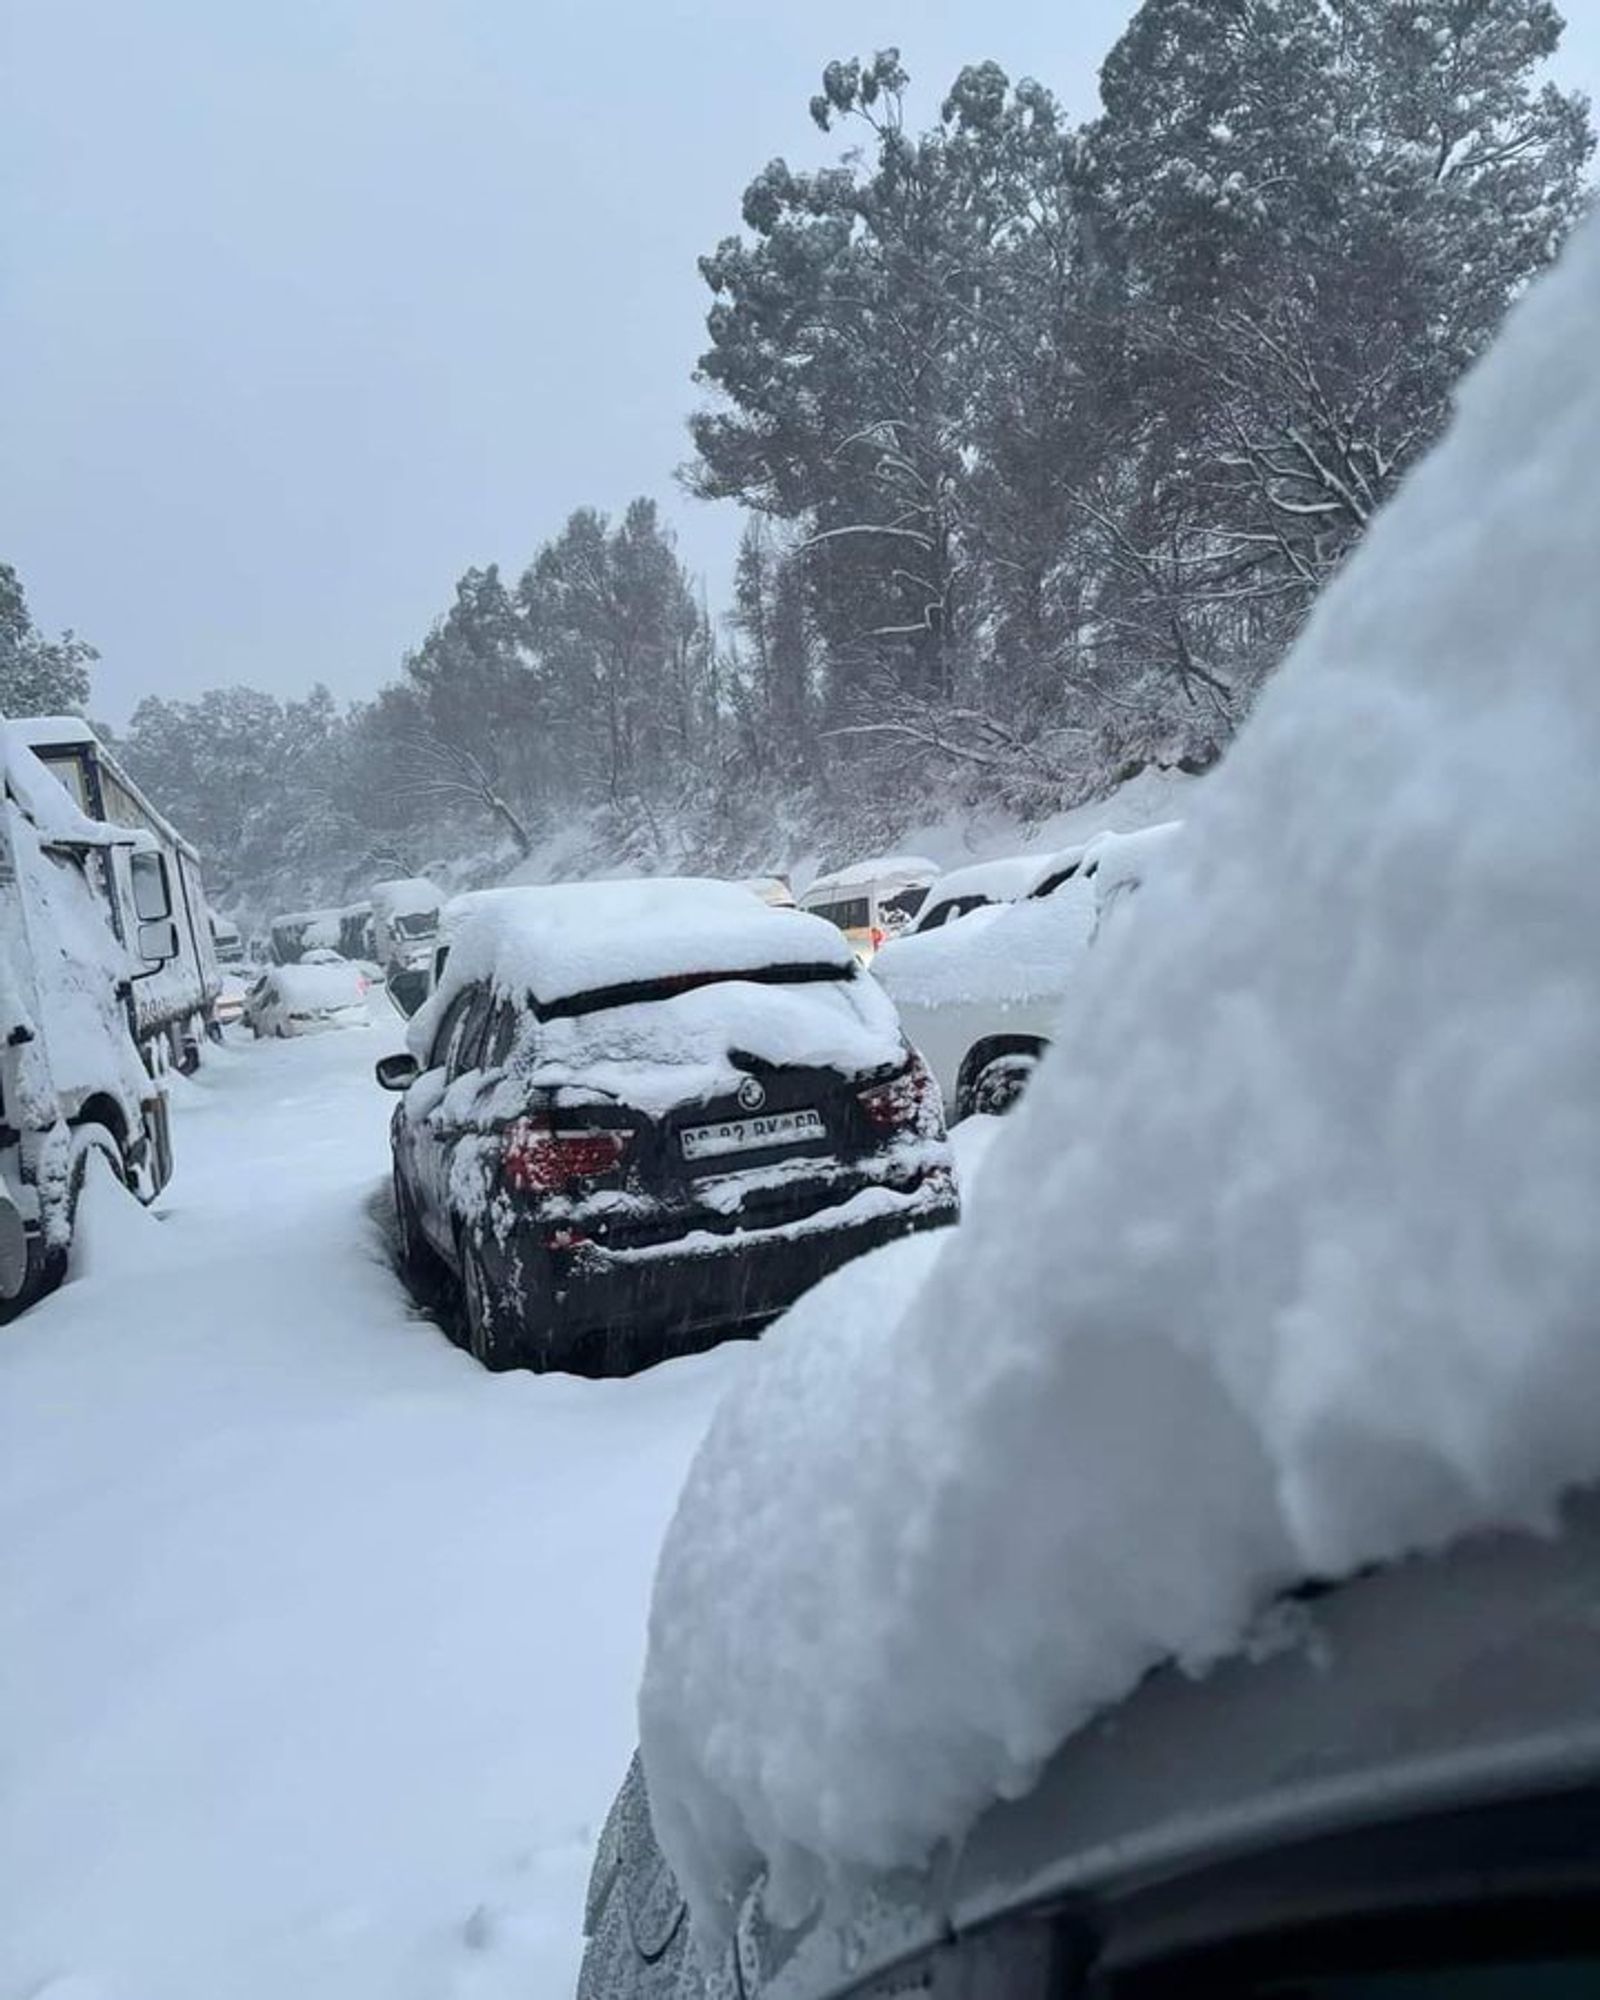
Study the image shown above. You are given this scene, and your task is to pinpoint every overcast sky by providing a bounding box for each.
[5,2,1598,724]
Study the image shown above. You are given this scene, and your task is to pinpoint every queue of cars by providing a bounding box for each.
[325,822,1172,1371]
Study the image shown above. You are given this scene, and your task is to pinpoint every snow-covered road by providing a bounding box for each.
[0,1016,748,2000]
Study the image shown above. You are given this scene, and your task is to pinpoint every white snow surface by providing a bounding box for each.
[0,1020,745,2000]
[639,216,1600,1940]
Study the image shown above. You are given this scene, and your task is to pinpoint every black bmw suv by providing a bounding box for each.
[375,880,958,1373]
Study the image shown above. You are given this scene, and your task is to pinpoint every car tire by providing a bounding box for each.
[1,1125,127,1325]
[459,1232,526,1373]
[392,1166,447,1302]
[967,1050,1039,1118]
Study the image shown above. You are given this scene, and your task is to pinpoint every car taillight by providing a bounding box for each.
[502,1114,634,1194]
[870,926,886,952]
[858,1053,934,1134]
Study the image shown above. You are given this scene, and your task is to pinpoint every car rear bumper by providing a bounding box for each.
[498,1168,958,1359]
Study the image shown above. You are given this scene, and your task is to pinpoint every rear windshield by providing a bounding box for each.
[532,960,851,1023]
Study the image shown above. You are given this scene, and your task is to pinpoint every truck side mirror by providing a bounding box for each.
[130,848,174,922]
[138,917,181,965]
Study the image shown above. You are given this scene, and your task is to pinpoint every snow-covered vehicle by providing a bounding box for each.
[873,822,1183,1119]
[1,722,180,1321]
[369,876,442,976]
[799,855,939,962]
[209,912,246,966]
[577,211,1600,2000]
[582,1492,1600,2000]
[905,849,1077,934]
[374,878,958,1373]
[13,715,222,1072]
[212,973,250,1028]
[243,960,370,1038]
[737,874,796,908]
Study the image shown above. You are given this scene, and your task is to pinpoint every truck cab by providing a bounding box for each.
[1,723,179,1321]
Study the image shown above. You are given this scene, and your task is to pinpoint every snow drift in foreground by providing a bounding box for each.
[640,215,1600,1940]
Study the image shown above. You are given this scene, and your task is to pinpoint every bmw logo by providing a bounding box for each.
[737,1075,767,1111]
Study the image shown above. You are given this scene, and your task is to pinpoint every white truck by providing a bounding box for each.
[12,716,222,1072]
[1,721,181,1321]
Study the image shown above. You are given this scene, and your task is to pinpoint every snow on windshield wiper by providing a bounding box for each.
[532,961,850,1023]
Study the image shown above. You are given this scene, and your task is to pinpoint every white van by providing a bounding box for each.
[799,855,940,962]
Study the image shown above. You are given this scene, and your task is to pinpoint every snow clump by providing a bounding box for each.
[639,212,1600,1941]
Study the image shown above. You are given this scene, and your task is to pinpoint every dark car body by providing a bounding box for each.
[379,889,958,1372]
[579,1485,1600,1998]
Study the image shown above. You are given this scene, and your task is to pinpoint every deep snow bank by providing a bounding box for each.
[639,215,1600,1938]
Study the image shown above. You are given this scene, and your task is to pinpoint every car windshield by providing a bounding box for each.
[7,10,1597,2000]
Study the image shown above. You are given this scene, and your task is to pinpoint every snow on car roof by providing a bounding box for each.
[369,877,441,919]
[916,850,1075,917]
[639,214,1600,1944]
[411,877,857,1044]
[801,854,941,900]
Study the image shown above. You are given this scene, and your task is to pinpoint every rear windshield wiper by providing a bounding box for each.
[533,961,850,1023]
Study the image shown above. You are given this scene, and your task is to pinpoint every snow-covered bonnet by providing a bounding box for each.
[640,213,1600,1939]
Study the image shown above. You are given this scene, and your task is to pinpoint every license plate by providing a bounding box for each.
[680,1108,825,1161]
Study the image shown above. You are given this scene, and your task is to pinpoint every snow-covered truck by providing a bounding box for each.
[1,722,180,1321]
[11,716,222,1072]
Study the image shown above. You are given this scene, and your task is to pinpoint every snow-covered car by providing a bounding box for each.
[582,1492,1600,1999]
[373,877,958,1373]
[799,855,940,962]
[873,823,1182,1119]
[576,207,1600,2000]
[300,945,347,966]
[905,849,1077,934]
[243,961,370,1038]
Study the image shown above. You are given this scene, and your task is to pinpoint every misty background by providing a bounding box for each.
[5,0,1154,721]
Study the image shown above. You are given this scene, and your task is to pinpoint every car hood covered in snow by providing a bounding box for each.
[638,211,1600,1944]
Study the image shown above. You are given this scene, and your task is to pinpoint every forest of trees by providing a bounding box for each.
[5,0,1593,919]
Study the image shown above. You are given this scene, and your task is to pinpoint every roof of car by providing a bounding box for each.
[731,1487,1600,1999]
[412,877,856,1036]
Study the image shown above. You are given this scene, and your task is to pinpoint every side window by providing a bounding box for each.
[483,998,522,1071]
[447,986,494,1082]
[815,896,871,931]
[917,900,953,933]
[427,990,474,1073]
